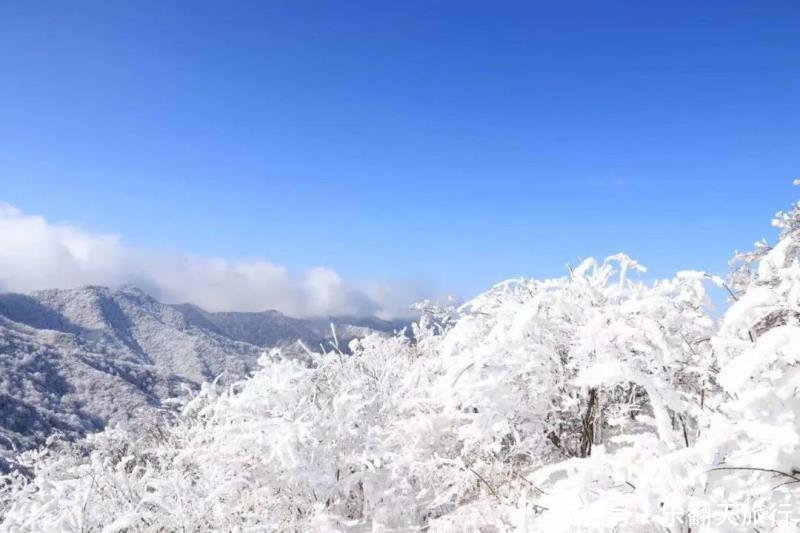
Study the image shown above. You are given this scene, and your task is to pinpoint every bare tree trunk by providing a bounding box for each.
[579,388,597,457]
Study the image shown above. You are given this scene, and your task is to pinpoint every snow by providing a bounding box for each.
[3,191,800,531]
[0,287,400,467]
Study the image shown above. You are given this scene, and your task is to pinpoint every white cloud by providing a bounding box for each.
[0,203,428,318]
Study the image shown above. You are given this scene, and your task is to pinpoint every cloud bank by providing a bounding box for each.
[0,203,426,318]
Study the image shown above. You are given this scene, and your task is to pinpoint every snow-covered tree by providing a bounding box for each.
[693,184,800,531]
[1,251,721,532]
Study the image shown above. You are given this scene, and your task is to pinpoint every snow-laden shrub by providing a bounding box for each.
[690,189,800,532]
[535,189,800,532]
[0,253,721,532]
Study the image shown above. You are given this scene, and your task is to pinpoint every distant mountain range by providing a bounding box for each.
[0,286,406,468]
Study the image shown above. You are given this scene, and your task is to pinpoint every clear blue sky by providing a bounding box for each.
[1,1,798,298]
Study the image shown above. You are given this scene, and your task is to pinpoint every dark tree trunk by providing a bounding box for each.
[579,388,597,457]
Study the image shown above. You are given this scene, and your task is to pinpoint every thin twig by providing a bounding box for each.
[772,480,800,490]
[708,466,800,484]
[510,470,548,495]
[468,467,500,501]
[451,362,476,387]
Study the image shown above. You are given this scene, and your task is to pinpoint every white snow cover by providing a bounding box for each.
[4,192,800,531]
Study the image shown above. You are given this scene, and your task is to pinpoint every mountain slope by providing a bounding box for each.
[181,306,407,352]
[0,286,402,467]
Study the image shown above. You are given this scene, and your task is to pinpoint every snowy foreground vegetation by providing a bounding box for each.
[4,193,800,531]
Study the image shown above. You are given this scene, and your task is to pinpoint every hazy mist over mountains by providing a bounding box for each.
[0,203,432,319]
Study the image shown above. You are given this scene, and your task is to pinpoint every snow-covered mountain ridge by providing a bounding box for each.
[0,285,403,467]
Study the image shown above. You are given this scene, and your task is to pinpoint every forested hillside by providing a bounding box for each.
[0,287,399,471]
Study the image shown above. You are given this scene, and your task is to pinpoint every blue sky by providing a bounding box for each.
[1,1,799,308]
